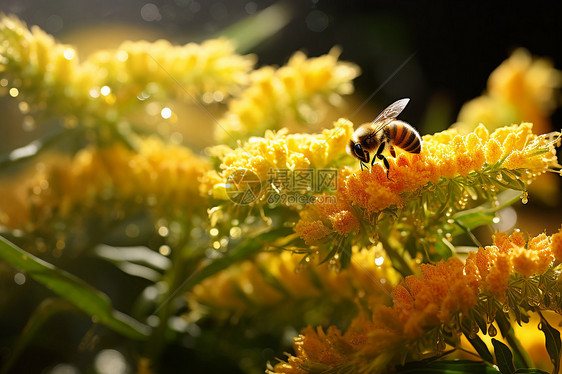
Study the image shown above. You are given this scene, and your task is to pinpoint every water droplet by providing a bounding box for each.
[18,101,29,113]
[488,324,497,337]
[157,226,169,237]
[502,304,510,313]
[229,226,241,239]
[328,258,341,273]
[14,272,26,285]
[492,216,500,223]
[100,86,111,96]
[22,116,35,131]
[159,245,171,256]
[141,3,162,22]
[125,224,140,238]
[9,87,19,97]
[521,191,529,204]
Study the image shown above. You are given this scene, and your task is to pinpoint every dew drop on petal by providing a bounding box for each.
[487,324,497,337]
[521,191,529,204]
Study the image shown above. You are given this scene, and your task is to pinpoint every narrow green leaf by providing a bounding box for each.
[217,2,293,53]
[94,245,170,281]
[94,245,171,271]
[492,338,516,374]
[396,359,500,373]
[495,311,532,368]
[0,236,150,340]
[463,332,495,364]
[178,226,294,293]
[539,314,561,374]
[0,298,75,374]
[0,128,77,170]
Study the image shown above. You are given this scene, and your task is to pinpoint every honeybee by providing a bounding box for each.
[347,98,422,179]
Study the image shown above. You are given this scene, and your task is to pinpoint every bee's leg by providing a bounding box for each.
[360,162,367,171]
[389,146,396,158]
[377,154,392,180]
[371,142,386,167]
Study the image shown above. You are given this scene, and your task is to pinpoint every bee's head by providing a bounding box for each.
[347,140,370,163]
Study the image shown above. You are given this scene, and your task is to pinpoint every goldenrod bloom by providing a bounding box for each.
[191,245,398,313]
[215,48,360,143]
[271,229,562,374]
[0,14,254,127]
[296,122,560,244]
[457,49,561,134]
[202,118,354,202]
[0,137,210,232]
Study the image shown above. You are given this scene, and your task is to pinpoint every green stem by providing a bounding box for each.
[378,236,413,277]
[495,311,533,368]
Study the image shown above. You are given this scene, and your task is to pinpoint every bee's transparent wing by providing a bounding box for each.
[371,98,410,133]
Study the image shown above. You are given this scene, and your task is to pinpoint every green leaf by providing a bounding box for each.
[0,298,75,374]
[492,338,516,374]
[464,332,495,364]
[513,369,550,374]
[0,128,78,171]
[539,314,561,374]
[94,245,171,281]
[176,226,294,294]
[495,311,532,368]
[396,359,500,373]
[0,236,150,340]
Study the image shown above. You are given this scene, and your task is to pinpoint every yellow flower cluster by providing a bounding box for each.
[191,245,398,312]
[0,137,210,231]
[215,48,360,142]
[466,231,554,298]
[86,38,255,104]
[0,14,254,125]
[201,118,354,201]
[296,123,560,243]
[270,228,562,374]
[457,48,561,133]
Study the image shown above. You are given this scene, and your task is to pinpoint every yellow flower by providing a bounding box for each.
[216,48,360,143]
[272,229,562,373]
[552,225,562,264]
[0,137,210,233]
[270,257,480,373]
[0,14,254,128]
[295,122,560,245]
[457,48,561,134]
[202,119,354,202]
[85,38,254,105]
[191,245,398,313]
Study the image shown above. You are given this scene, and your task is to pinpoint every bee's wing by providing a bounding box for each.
[371,98,410,133]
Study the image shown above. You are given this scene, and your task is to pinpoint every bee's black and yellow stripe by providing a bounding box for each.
[386,121,422,154]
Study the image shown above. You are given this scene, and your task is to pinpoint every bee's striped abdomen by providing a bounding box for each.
[387,121,422,154]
